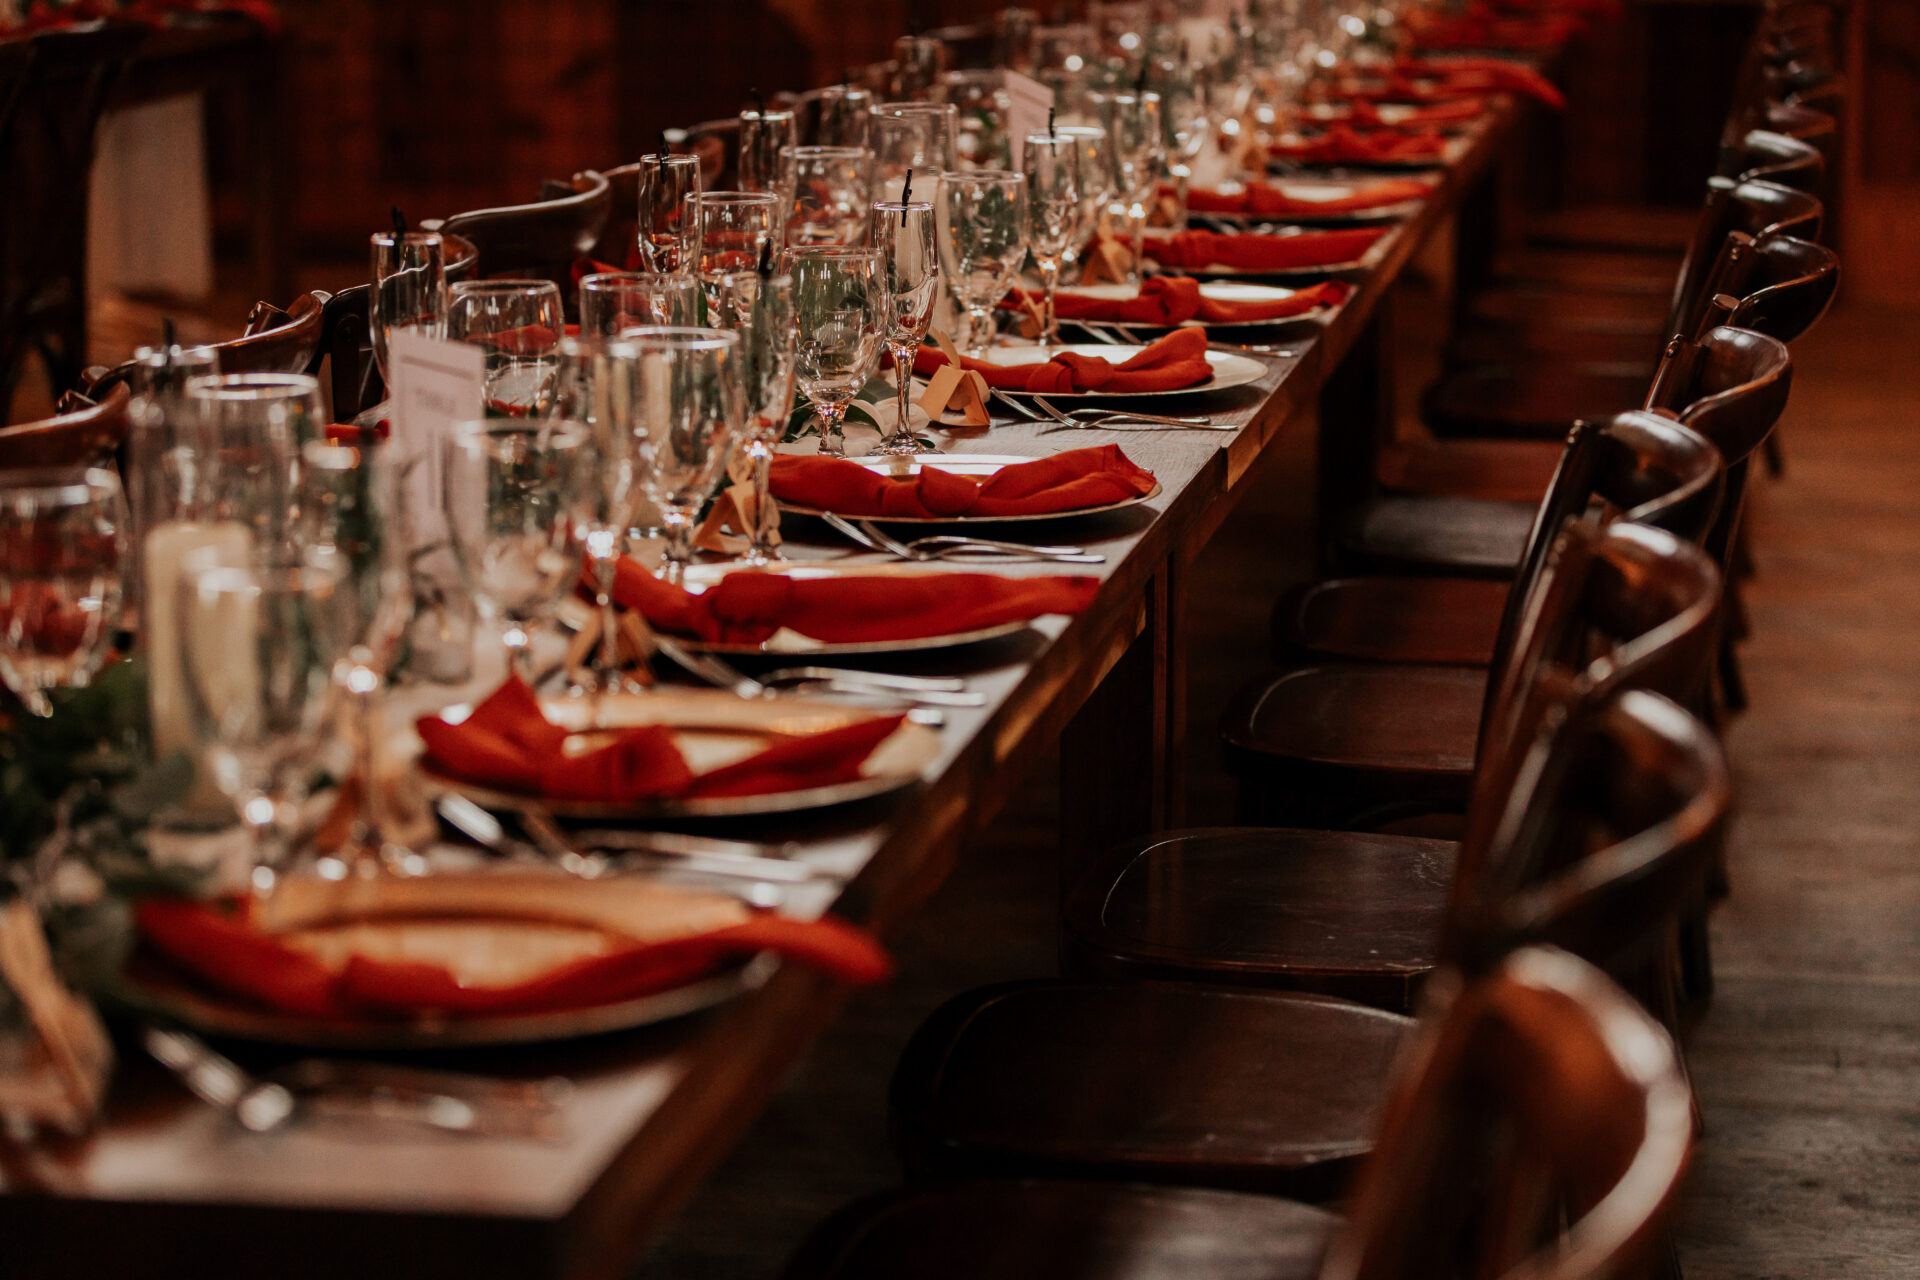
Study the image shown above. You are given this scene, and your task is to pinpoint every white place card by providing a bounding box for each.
[1003,69,1054,168]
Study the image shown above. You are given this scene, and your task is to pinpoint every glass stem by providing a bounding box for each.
[1128,206,1147,286]
[1174,170,1191,233]
[817,403,848,457]
[891,347,915,445]
[345,667,386,874]
[748,441,780,561]
[502,626,531,681]
[1040,260,1061,353]
[660,511,694,583]
[592,550,622,693]
[965,306,994,356]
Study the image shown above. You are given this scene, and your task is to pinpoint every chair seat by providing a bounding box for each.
[782,1180,1340,1280]
[890,980,1413,1195]
[1065,826,1455,1010]
[1275,575,1510,665]
[1374,438,1566,501]
[1422,363,1653,439]
[1340,495,1537,574]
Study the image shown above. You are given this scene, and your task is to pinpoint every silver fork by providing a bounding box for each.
[856,518,1103,565]
[653,633,963,716]
[1030,395,1220,432]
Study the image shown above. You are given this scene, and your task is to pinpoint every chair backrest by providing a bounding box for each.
[587,160,642,269]
[1447,687,1730,972]
[0,383,131,468]
[1666,179,1823,340]
[78,290,335,401]
[433,169,612,294]
[309,231,477,419]
[671,117,740,189]
[1703,231,1839,344]
[1762,101,1837,153]
[1319,947,1693,1280]
[1720,127,1823,193]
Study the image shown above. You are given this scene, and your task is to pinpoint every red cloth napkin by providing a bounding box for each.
[1392,57,1567,109]
[1264,124,1452,167]
[1180,178,1434,219]
[1346,98,1488,127]
[415,674,905,803]
[323,419,392,444]
[610,557,1098,646]
[135,895,891,1021]
[1010,276,1351,326]
[1141,227,1388,273]
[911,326,1215,394]
[570,253,648,286]
[770,445,1157,520]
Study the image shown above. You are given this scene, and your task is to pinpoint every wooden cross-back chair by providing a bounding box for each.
[76,290,335,404]
[669,118,740,190]
[0,382,131,468]
[783,949,1689,1280]
[425,170,611,304]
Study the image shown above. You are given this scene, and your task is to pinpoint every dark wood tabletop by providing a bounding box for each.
[0,77,1542,1280]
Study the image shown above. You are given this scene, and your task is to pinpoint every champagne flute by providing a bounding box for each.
[711,270,798,563]
[578,271,700,335]
[1021,133,1082,353]
[177,550,346,894]
[1055,124,1113,283]
[443,420,588,678]
[627,327,746,582]
[552,336,647,696]
[790,246,888,459]
[694,191,782,315]
[1089,89,1165,284]
[784,145,875,246]
[937,170,1030,355]
[870,102,959,202]
[870,199,940,454]
[369,229,447,384]
[636,151,704,274]
[739,107,798,237]
[446,279,566,417]
[0,467,127,717]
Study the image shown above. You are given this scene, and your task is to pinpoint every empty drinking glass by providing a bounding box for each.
[937,170,1030,354]
[694,191,783,314]
[784,146,875,247]
[0,468,127,717]
[1055,124,1114,282]
[871,102,959,202]
[871,199,940,454]
[446,279,566,417]
[187,372,325,545]
[578,271,700,336]
[1022,133,1082,352]
[443,420,589,676]
[626,327,745,582]
[739,107,799,234]
[803,83,874,147]
[1088,89,1165,283]
[935,70,1016,168]
[636,151,704,274]
[1155,58,1215,230]
[893,35,948,99]
[711,270,798,563]
[790,246,888,458]
[370,229,447,384]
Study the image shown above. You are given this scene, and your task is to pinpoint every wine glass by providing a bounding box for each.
[177,548,345,893]
[636,151,703,274]
[0,468,127,717]
[1088,89,1165,284]
[443,420,588,678]
[446,279,566,417]
[871,199,940,454]
[553,336,648,696]
[935,70,1015,169]
[624,327,744,582]
[694,191,782,314]
[369,229,447,385]
[790,246,888,459]
[1021,133,1082,353]
[1054,124,1113,283]
[739,107,798,236]
[711,270,798,564]
[804,83,874,147]
[784,146,875,247]
[893,35,947,99]
[1155,57,1214,231]
[937,170,1030,355]
[579,271,700,335]
[870,102,959,202]
[187,372,326,546]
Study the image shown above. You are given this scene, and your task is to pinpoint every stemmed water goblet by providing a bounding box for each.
[694,191,783,316]
[636,151,704,274]
[369,229,447,386]
[784,145,874,246]
[937,169,1030,355]
[789,246,888,459]
[0,468,127,717]
[446,279,566,417]
[627,327,745,583]
[578,271,700,335]
[870,102,959,202]
[711,270,798,563]
[739,107,799,237]
[442,420,589,679]
[1021,133,1082,353]
[1053,124,1113,283]
[870,199,940,455]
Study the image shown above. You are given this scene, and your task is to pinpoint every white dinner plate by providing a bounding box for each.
[1141,231,1396,281]
[1054,280,1345,331]
[983,345,1269,396]
[1186,175,1433,226]
[778,452,1164,525]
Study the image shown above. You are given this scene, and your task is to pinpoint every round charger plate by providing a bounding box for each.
[671,561,1034,656]
[778,452,1164,525]
[419,688,941,820]
[1186,175,1432,226]
[108,949,778,1050]
[1143,231,1395,281]
[984,345,1268,397]
[1052,280,1343,331]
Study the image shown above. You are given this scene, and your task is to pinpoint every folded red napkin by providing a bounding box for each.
[1141,227,1388,273]
[487,324,572,354]
[415,675,905,802]
[1264,124,1452,167]
[1180,176,1433,218]
[770,445,1156,520]
[136,895,891,1020]
[1010,276,1351,327]
[1394,56,1566,109]
[1347,97,1488,127]
[571,253,648,286]
[323,419,391,444]
[611,558,1098,646]
[911,326,1214,394]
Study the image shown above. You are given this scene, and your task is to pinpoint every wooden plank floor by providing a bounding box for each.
[1674,296,1920,1275]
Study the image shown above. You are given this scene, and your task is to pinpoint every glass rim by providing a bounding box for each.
[781,144,873,160]
[1052,123,1109,138]
[739,106,797,122]
[615,325,742,352]
[871,100,959,117]
[449,277,561,296]
[0,465,122,502]
[785,244,881,260]
[940,168,1026,184]
[579,270,697,288]
[692,190,784,207]
[639,151,703,167]
[370,229,444,247]
[184,372,322,402]
[872,199,934,212]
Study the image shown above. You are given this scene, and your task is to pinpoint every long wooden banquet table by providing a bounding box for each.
[0,77,1549,1280]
